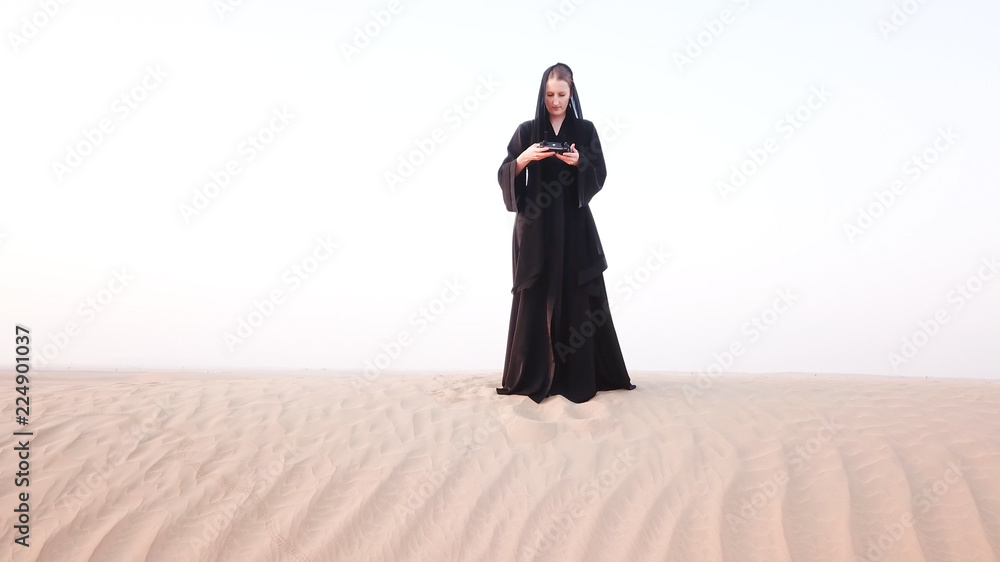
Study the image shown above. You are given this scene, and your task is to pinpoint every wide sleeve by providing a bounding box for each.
[574,120,608,208]
[497,122,532,212]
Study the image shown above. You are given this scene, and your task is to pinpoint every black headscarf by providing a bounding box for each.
[530,62,583,143]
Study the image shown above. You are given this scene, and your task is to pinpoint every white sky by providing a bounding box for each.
[2,0,999,377]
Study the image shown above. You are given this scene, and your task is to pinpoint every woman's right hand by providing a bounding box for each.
[515,143,555,174]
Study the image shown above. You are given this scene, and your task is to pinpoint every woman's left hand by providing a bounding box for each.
[554,143,579,166]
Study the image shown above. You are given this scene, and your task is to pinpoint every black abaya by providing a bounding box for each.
[495,64,635,404]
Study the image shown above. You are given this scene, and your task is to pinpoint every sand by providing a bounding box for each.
[2,371,999,562]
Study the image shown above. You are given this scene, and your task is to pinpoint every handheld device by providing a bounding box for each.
[538,141,571,153]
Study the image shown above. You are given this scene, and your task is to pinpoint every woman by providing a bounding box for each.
[495,62,635,404]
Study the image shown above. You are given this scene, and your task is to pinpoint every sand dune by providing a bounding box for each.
[3,371,999,561]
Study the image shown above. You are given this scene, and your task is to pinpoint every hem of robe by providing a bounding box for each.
[499,273,633,404]
[495,383,636,404]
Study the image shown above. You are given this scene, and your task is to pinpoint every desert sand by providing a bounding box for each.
[2,371,999,562]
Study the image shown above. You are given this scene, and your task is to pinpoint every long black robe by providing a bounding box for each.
[494,109,635,404]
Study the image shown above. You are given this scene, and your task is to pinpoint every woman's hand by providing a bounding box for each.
[554,143,579,166]
[518,143,557,164]
[515,143,557,174]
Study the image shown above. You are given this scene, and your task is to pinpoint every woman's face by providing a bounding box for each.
[545,77,571,118]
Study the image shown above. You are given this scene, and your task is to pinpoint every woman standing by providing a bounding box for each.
[495,62,635,404]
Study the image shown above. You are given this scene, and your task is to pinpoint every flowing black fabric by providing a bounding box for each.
[495,63,635,404]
